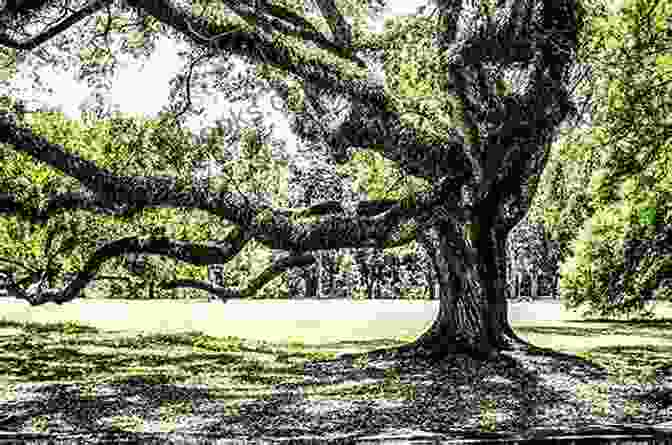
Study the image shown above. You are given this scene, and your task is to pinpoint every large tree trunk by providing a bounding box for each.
[369,208,532,362]
[423,229,521,358]
[304,266,319,299]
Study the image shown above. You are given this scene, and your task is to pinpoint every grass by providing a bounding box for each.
[0,296,670,435]
[513,300,672,386]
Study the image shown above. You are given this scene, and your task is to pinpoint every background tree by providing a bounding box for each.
[526,0,672,318]
[0,0,588,361]
[506,217,561,301]
[0,109,232,300]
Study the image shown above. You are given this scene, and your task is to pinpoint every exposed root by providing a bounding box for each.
[327,322,531,367]
[336,335,502,365]
[495,327,533,352]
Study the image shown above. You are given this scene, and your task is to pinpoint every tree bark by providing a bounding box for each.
[305,267,318,299]
[531,269,539,300]
[361,208,532,362]
[424,229,494,357]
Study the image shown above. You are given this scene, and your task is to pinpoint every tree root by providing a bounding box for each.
[336,335,503,365]
[329,324,534,368]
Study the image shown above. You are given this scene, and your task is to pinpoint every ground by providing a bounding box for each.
[0,316,671,442]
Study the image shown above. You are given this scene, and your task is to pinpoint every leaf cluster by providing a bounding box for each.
[529,0,672,317]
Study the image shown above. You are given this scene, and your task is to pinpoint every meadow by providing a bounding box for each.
[0,295,670,438]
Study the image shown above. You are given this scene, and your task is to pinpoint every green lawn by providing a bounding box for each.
[0,297,670,435]
[0,297,670,382]
[512,300,672,385]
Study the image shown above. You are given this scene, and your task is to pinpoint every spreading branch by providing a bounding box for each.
[159,252,316,301]
[0,233,318,305]
[0,0,112,50]
[0,0,582,305]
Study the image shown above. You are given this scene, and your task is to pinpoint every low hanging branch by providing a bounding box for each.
[159,253,316,301]
[0,0,113,50]
[0,0,582,316]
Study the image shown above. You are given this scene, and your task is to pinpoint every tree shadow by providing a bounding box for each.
[0,318,315,437]
[0,317,669,442]
[514,320,672,380]
[570,317,672,328]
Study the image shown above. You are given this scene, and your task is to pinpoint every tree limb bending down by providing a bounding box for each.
[0,190,411,305]
[0,0,585,362]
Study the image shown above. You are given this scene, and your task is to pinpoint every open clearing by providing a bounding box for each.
[0,297,643,345]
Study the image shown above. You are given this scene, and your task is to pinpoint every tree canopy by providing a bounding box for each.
[0,0,620,359]
[0,0,478,303]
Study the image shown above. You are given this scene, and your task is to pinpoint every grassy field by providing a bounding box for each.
[0,297,670,373]
[512,300,672,382]
[0,297,670,435]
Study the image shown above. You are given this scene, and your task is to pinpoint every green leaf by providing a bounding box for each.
[639,207,656,226]
[255,208,274,225]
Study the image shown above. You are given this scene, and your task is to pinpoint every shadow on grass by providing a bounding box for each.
[0,316,671,442]
[514,322,672,339]
[569,317,672,328]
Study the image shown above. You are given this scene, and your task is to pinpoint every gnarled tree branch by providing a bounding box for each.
[0,0,112,50]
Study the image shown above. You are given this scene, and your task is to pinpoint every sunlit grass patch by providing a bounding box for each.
[158,400,194,419]
[31,415,50,432]
[623,399,642,417]
[107,414,145,432]
[305,378,417,401]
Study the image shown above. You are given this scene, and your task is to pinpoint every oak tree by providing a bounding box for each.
[0,0,587,360]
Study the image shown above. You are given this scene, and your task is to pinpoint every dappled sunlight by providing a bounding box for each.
[0,297,670,437]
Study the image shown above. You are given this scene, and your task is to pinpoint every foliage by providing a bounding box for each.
[351,286,368,300]
[335,150,432,202]
[0,0,615,319]
[334,150,430,259]
[399,286,431,300]
[558,210,632,318]
[0,111,253,299]
[380,15,465,144]
[219,238,289,300]
[212,127,293,299]
[506,217,561,299]
[335,253,354,274]
[528,0,672,317]
[0,0,449,303]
